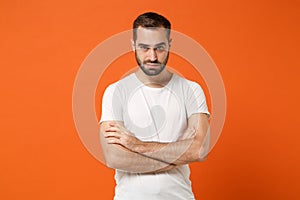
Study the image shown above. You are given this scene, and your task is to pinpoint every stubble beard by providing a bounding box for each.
[135,51,169,76]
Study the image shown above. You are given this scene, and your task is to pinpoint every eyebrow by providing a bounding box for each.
[137,42,167,47]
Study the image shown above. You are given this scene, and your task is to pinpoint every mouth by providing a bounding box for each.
[144,63,160,68]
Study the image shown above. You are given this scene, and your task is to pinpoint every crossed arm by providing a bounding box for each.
[100,113,210,173]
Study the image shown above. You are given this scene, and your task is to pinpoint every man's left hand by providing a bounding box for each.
[104,122,143,153]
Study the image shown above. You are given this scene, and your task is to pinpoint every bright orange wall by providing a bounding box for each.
[1,0,299,199]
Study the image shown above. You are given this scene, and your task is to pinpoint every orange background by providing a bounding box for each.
[1,0,299,199]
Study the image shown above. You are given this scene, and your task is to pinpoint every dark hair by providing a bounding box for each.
[133,12,171,41]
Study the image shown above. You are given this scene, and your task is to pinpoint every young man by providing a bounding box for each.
[100,12,210,200]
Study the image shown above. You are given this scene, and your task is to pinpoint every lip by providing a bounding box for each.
[145,63,160,68]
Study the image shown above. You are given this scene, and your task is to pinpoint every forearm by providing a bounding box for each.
[100,128,175,173]
[102,126,209,170]
[112,114,210,166]
[102,114,210,171]
[135,128,210,166]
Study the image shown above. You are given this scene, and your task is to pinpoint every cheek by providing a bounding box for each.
[158,52,168,61]
[136,51,146,61]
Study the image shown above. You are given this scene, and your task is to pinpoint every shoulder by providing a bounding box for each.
[103,73,139,100]
[104,73,136,91]
[173,74,204,91]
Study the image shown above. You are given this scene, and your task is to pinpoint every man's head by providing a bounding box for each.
[132,12,172,76]
[133,12,171,42]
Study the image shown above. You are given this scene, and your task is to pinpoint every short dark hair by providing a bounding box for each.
[133,12,171,41]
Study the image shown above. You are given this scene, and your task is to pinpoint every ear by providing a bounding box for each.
[131,39,135,51]
[168,38,172,48]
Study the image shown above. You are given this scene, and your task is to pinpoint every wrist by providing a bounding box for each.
[135,141,148,154]
[131,139,146,153]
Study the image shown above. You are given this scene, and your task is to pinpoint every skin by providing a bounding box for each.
[133,27,173,87]
[100,27,210,173]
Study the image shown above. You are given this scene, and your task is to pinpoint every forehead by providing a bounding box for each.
[135,27,169,45]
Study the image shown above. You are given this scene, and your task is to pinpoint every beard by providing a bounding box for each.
[135,51,169,76]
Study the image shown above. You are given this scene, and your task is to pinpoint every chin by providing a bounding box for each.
[141,66,165,76]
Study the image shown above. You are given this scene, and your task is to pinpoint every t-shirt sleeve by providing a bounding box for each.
[186,81,210,118]
[100,83,123,123]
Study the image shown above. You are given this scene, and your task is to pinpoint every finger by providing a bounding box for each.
[103,131,120,137]
[105,127,120,132]
[106,138,120,144]
[109,122,117,127]
[110,122,122,128]
[103,131,121,138]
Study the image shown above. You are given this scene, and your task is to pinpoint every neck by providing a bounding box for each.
[135,68,173,88]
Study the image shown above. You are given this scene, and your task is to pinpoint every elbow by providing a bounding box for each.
[102,144,131,170]
[102,148,123,170]
[197,154,208,162]
[192,147,208,162]
[196,142,210,162]
[100,127,123,169]
[194,137,210,162]
[185,137,208,163]
[104,156,119,169]
[102,151,114,169]
[197,128,210,162]
[192,146,208,162]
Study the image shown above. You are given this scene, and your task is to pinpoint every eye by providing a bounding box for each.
[156,45,166,52]
[139,45,149,51]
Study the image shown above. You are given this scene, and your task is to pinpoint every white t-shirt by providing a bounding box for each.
[100,73,209,200]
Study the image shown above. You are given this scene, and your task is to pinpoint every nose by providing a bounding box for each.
[148,48,158,61]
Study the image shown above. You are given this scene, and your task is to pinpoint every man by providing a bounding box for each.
[100,12,210,200]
